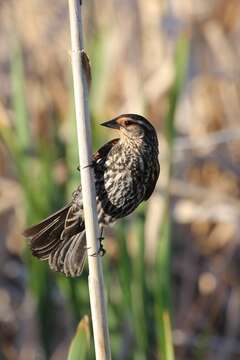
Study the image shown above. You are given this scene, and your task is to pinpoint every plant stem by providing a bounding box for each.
[68,1,111,359]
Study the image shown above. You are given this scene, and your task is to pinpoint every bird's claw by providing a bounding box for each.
[90,247,106,257]
[98,242,106,256]
[90,234,106,257]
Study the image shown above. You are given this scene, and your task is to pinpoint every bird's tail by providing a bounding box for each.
[23,204,87,277]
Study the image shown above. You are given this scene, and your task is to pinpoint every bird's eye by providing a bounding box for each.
[125,120,134,126]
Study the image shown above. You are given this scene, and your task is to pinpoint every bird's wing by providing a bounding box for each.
[143,162,160,201]
[93,138,119,162]
[77,138,119,170]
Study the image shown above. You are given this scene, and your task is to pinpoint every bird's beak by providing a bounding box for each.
[100,119,120,130]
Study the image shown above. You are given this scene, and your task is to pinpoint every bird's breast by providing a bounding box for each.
[100,150,145,203]
[94,140,158,224]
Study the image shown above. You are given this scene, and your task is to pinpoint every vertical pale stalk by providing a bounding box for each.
[156,35,189,360]
[68,1,111,359]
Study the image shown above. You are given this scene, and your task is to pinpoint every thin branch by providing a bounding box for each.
[68,1,111,359]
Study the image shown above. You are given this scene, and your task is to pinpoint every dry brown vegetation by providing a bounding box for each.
[0,0,240,359]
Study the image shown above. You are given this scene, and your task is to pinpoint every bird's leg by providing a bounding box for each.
[90,227,106,257]
[98,227,106,256]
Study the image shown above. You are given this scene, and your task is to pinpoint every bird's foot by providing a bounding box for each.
[90,233,106,257]
[98,237,106,256]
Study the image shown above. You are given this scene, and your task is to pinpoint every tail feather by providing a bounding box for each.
[49,236,72,272]
[31,219,66,260]
[23,205,70,237]
[23,203,87,277]
[49,232,86,277]
[29,219,63,252]
[64,233,86,276]
[32,241,60,261]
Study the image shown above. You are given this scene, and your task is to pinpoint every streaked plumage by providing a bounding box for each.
[23,114,160,277]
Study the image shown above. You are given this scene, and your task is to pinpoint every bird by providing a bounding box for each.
[23,114,160,277]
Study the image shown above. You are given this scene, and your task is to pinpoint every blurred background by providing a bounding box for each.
[0,0,240,359]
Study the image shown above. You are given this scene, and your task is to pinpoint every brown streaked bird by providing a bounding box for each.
[23,114,160,277]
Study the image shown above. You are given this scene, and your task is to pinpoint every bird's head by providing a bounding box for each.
[101,114,156,141]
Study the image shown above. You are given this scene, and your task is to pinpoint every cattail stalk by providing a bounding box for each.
[68,1,111,358]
